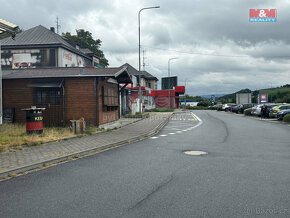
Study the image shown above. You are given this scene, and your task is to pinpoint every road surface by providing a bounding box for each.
[0,111,289,217]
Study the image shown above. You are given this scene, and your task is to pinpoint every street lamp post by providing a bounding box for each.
[138,6,160,112]
[168,57,178,108]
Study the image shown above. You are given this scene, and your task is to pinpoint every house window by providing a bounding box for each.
[36,90,46,104]
[35,89,61,105]
[49,90,61,105]
[102,84,118,107]
[148,82,151,88]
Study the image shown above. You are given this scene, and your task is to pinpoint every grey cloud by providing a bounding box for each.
[1,0,290,95]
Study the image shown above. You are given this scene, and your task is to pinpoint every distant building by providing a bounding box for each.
[0,25,104,70]
[121,63,158,113]
[120,63,185,111]
[180,100,199,107]
[236,93,252,104]
[122,63,158,90]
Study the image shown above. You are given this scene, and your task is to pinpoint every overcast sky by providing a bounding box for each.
[1,0,290,96]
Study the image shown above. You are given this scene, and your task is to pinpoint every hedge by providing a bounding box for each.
[244,108,252,116]
[283,114,290,123]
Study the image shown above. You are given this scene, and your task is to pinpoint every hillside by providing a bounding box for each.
[259,86,290,103]
[217,85,290,103]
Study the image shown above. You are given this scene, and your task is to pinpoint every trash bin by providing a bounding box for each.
[22,106,46,134]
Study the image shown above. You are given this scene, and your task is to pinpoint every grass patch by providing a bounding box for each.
[187,106,210,110]
[0,123,103,153]
[84,126,103,135]
[150,108,174,112]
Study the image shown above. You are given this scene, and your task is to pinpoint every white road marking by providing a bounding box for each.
[182,130,187,132]
[160,134,167,137]
[190,112,203,129]
[177,131,182,133]
[151,137,159,139]
[169,133,176,135]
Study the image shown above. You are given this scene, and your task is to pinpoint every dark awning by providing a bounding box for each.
[28,80,63,88]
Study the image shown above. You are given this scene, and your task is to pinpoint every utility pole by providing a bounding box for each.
[142,49,148,71]
[56,16,61,34]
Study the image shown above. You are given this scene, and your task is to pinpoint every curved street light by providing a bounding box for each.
[138,6,160,112]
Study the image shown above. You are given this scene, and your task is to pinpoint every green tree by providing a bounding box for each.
[197,100,210,107]
[180,95,203,102]
[62,29,109,66]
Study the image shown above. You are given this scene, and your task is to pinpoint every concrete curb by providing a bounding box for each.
[0,113,173,180]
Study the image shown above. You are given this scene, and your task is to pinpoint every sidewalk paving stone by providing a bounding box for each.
[0,113,172,178]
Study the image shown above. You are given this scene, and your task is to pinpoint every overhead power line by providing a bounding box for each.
[143,45,290,59]
[142,45,250,58]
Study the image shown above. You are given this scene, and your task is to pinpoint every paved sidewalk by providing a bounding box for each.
[0,113,172,179]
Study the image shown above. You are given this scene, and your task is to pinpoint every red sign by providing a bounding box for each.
[249,9,277,22]
[63,51,72,61]
[249,9,276,18]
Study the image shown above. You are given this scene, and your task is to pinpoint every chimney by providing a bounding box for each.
[50,27,55,32]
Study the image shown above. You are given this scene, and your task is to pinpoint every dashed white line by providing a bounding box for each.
[151,137,159,139]
[169,133,176,135]
[160,134,167,137]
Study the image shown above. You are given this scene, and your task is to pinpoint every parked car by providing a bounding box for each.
[214,104,223,110]
[265,104,279,118]
[251,104,277,117]
[269,104,290,118]
[276,109,290,121]
[232,103,255,114]
[240,103,256,114]
[227,104,237,112]
[222,103,236,112]
[251,104,263,116]
[231,104,241,113]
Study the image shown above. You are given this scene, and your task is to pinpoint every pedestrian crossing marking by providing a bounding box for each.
[149,113,203,141]
[170,113,198,121]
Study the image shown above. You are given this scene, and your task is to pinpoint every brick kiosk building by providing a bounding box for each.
[3,67,132,126]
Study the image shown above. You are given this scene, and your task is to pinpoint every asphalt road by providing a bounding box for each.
[0,111,289,218]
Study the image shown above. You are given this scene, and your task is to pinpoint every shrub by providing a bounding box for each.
[244,108,252,116]
[197,101,210,107]
[152,108,174,112]
[217,107,223,111]
[283,114,290,123]
[188,106,209,110]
